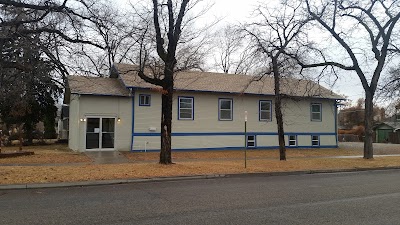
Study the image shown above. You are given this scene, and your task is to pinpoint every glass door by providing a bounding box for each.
[101,118,115,149]
[86,117,115,150]
[86,118,100,149]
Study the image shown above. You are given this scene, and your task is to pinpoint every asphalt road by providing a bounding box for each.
[2,170,400,225]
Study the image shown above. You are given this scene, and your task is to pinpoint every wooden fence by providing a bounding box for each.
[389,132,400,144]
[338,134,361,142]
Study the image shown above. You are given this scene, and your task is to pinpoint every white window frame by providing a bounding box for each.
[311,103,322,121]
[259,100,272,121]
[288,135,297,147]
[312,135,320,146]
[219,98,233,121]
[178,97,194,120]
[139,94,151,106]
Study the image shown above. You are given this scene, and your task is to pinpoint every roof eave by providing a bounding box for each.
[126,86,343,100]
[70,92,130,97]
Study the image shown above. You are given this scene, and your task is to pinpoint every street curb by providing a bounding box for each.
[2,167,400,190]
[226,166,400,178]
[0,174,226,190]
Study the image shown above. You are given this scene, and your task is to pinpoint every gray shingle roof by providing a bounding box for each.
[114,63,343,99]
[382,122,400,130]
[67,76,130,96]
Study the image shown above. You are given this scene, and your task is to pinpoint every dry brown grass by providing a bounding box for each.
[0,144,91,164]
[123,148,363,161]
[1,144,399,185]
[2,156,400,185]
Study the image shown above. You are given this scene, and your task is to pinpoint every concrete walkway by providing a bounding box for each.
[85,151,129,164]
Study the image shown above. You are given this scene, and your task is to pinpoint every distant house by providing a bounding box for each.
[64,63,343,152]
[374,114,400,143]
[57,105,70,141]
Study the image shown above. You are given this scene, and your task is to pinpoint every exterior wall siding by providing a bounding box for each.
[68,94,80,151]
[68,94,132,152]
[132,90,338,151]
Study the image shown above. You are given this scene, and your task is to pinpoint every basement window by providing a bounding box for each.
[289,135,297,147]
[312,135,320,146]
[246,135,256,148]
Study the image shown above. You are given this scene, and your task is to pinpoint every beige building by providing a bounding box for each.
[65,64,343,152]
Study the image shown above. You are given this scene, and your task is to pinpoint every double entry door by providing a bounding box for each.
[86,117,115,150]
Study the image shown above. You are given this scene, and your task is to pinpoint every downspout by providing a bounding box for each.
[130,89,135,152]
[334,100,338,147]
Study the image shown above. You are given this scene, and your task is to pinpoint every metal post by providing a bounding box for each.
[244,111,248,168]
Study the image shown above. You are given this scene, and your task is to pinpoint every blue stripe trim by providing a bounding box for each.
[133,132,336,137]
[132,145,339,152]
[130,90,135,152]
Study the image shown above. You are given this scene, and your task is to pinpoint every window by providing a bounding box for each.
[259,100,272,121]
[246,135,256,148]
[219,99,233,120]
[139,94,151,106]
[289,135,297,146]
[178,97,194,120]
[311,103,322,121]
[312,135,320,146]
[396,114,400,121]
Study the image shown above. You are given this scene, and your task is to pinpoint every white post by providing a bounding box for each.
[244,111,248,168]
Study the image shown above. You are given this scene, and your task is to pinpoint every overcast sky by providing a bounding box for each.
[118,0,366,103]
[207,0,365,103]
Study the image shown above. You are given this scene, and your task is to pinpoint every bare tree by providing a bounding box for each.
[379,65,400,103]
[68,2,143,76]
[136,0,208,164]
[244,0,312,160]
[212,25,262,75]
[0,0,107,78]
[294,0,400,159]
[0,1,117,147]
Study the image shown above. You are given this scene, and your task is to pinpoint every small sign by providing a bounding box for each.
[94,128,100,133]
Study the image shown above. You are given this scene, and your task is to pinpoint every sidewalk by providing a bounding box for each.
[85,151,130,164]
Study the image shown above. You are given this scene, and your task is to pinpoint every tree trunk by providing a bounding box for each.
[25,123,33,145]
[364,91,374,159]
[18,124,23,152]
[273,57,286,161]
[0,130,2,153]
[275,95,286,161]
[159,71,173,164]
